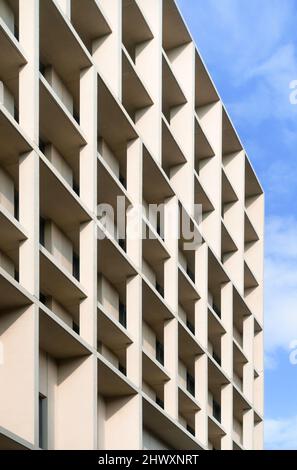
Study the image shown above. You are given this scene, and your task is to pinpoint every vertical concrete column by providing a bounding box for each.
[195,242,208,348]
[245,243,263,319]
[0,307,36,444]
[19,0,39,144]
[163,196,179,419]
[254,328,264,415]
[254,373,264,417]
[223,150,245,294]
[257,194,265,328]
[19,154,39,294]
[126,139,142,386]
[221,282,233,378]
[126,139,143,268]
[169,43,195,215]
[126,276,142,450]
[243,314,254,404]
[104,395,142,450]
[134,0,162,162]
[18,0,40,447]
[79,66,97,348]
[254,419,263,450]
[94,0,122,99]
[79,66,98,448]
[197,102,222,257]
[56,356,96,449]
[220,282,233,450]
[19,0,40,280]
[194,240,208,446]
[221,383,233,449]
[195,353,208,447]
[243,409,254,449]
[126,139,143,449]
[245,193,264,327]
[79,217,98,347]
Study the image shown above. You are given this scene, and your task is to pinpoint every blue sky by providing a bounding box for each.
[176,0,297,449]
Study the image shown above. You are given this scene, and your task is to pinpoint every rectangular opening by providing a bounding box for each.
[156,338,164,366]
[213,398,221,423]
[119,301,127,328]
[186,371,195,397]
[39,393,48,450]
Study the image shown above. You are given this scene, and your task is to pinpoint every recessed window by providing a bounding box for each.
[186,372,195,397]
[119,302,127,328]
[73,252,80,281]
[39,393,48,450]
[156,340,164,366]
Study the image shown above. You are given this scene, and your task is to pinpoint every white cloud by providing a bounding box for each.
[266,216,297,259]
[179,0,297,126]
[265,416,297,449]
[265,161,297,199]
[265,353,279,370]
[178,0,297,139]
[230,43,297,124]
[265,216,297,355]
[178,0,297,79]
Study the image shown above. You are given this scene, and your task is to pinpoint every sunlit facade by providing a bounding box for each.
[0,0,263,450]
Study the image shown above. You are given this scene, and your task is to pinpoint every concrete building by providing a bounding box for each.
[0,0,264,450]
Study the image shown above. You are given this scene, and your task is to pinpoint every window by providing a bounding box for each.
[39,394,48,449]
[186,265,195,283]
[213,303,221,319]
[14,189,19,220]
[156,211,164,240]
[39,61,46,76]
[119,363,126,376]
[187,424,195,436]
[119,302,127,328]
[14,104,19,123]
[119,174,126,189]
[156,340,164,366]
[156,282,164,298]
[119,238,126,252]
[73,111,80,125]
[73,252,80,281]
[186,372,195,397]
[213,351,221,366]
[156,397,164,409]
[186,319,195,335]
[213,399,221,423]
[40,292,47,305]
[39,138,47,155]
[73,180,80,196]
[40,217,46,247]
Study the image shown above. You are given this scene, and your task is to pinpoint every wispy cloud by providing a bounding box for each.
[266,416,297,449]
[179,0,297,126]
[230,43,297,124]
[265,216,297,355]
[178,0,297,76]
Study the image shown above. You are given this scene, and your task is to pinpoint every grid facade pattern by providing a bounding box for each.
[0,0,264,450]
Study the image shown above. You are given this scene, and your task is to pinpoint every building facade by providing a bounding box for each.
[0,0,264,450]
